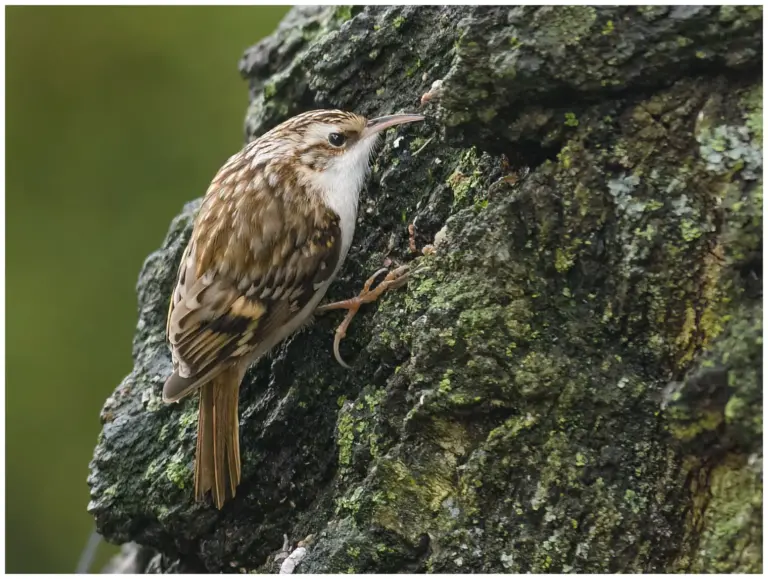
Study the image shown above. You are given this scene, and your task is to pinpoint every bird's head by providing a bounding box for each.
[244,109,424,219]
[255,109,422,191]
[263,109,423,172]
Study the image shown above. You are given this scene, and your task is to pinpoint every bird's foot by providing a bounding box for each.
[317,265,410,369]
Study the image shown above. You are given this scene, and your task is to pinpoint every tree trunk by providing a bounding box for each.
[88,5,762,573]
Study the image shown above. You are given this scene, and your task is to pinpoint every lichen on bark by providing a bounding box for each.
[88,5,762,573]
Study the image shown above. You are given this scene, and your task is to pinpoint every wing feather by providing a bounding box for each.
[164,164,342,402]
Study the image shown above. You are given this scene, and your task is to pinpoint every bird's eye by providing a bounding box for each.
[328,132,347,147]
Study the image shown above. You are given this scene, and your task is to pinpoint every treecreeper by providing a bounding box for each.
[163,109,424,509]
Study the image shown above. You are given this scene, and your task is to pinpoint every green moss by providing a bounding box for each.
[143,456,162,481]
[554,248,575,272]
[679,218,702,242]
[564,112,579,127]
[723,395,746,422]
[718,4,763,27]
[392,15,406,29]
[143,386,164,412]
[686,457,762,572]
[371,457,455,542]
[101,484,119,499]
[514,352,564,398]
[364,389,386,413]
[165,450,189,490]
[409,137,426,151]
[301,21,322,42]
[335,486,364,516]
[740,84,762,142]
[337,412,355,468]
[666,302,763,573]
[474,198,489,211]
[178,410,197,429]
[263,81,277,100]
[445,147,482,208]
[404,58,421,77]
[646,199,664,211]
[533,5,597,46]
[333,386,393,477]
[438,369,453,392]
[623,488,645,514]
[333,6,353,22]
[601,20,614,35]
[412,277,436,298]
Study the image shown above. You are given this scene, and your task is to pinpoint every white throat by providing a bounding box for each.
[315,135,378,266]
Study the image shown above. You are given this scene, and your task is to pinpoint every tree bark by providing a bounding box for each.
[89,5,762,573]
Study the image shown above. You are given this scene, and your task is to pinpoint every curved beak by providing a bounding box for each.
[363,113,424,139]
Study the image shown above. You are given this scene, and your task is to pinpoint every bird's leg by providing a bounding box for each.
[317,265,410,369]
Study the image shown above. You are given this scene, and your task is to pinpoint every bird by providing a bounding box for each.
[163,109,424,509]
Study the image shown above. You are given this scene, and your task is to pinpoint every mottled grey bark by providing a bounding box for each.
[89,5,762,573]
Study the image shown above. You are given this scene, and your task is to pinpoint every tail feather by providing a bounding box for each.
[194,367,242,509]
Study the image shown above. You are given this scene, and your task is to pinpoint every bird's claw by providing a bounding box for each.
[317,265,410,368]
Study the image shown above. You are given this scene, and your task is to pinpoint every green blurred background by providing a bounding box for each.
[6,5,289,572]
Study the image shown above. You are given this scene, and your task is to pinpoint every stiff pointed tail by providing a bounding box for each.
[195,367,242,509]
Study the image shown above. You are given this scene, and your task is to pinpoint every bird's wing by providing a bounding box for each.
[163,156,342,403]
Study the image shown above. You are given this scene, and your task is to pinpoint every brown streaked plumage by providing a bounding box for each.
[163,109,424,509]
